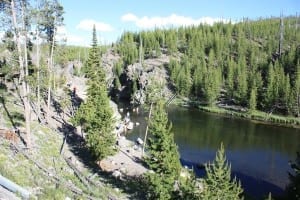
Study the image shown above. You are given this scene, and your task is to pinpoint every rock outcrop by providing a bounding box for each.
[101,48,121,88]
[106,51,174,104]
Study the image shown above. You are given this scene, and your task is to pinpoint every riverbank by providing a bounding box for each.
[129,103,300,199]
[171,98,300,129]
[99,136,148,177]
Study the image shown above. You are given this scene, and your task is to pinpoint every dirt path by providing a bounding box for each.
[99,136,148,177]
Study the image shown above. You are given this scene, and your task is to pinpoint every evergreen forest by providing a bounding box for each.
[0,1,299,199]
[116,16,300,117]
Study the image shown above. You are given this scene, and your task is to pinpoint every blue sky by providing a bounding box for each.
[58,0,300,46]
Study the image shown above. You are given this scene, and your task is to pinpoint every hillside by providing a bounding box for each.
[0,12,299,199]
[0,69,131,199]
[112,16,300,118]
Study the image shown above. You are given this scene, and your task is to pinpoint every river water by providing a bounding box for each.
[125,105,300,199]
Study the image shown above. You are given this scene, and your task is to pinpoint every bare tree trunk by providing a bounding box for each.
[21,0,31,148]
[139,33,143,67]
[142,102,153,158]
[47,58,52,123]
[36,29,41,120]
[47,17,56,123]
[10,0,31,148]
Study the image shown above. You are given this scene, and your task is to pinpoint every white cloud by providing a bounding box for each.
[53,26,87,46]
[56,26,67,35]
[121,13,232,29]
[76,19,114,32]
[55,26,67,42]
[67,34,87,46]
[121,13,138,22]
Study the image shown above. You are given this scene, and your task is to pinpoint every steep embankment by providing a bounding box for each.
[0,60,130,199]
[104,49,174,104]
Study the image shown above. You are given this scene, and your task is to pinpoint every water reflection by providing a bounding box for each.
[126,105,300,199]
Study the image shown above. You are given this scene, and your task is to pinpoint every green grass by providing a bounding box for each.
[0,120,128,199]
[0,89,132,199]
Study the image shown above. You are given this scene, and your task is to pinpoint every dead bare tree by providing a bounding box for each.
[9,0,32,148]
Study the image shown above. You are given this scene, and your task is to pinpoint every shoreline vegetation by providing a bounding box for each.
[171,97,300,129]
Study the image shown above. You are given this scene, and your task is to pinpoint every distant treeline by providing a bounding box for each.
[116,16,300,117]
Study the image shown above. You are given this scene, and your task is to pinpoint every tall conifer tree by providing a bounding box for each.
[144,100,181,200]
[249,86,257,113]
[203,143,243,200]
[72,25,115,160]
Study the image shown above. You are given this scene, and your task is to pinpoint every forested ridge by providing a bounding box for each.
[116,16,300,117]
[0,1,299,198]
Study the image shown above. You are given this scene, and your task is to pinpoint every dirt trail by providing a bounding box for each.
[99,136,148,177]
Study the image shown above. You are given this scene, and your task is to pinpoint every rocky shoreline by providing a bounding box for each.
[99,101,148,178]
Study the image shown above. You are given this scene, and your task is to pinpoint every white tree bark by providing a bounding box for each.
[10,0,31,148]
[36,29,41,121]
[47,16,56,123]
[142,102,153,157]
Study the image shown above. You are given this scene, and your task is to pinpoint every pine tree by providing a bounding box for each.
[203,143,243,200]
[165,29,177,55]
[202,49,222,106]
[72,26,115,160]
[249,86,257,113]
[266,63,275,107]
[144,100,181,200]
[193,64,203,97]
[114,16,300,117]
[83,25,102,79]
[283,74,291,114]
[118,32,138,65]
[203,66,221,106]
[178,56,192,96]
[113,60,123,91]
[293,61,300,116]
[226,58,235,99]
[178,171,203,200]
[85,83,115,160]
[235,56,248,104]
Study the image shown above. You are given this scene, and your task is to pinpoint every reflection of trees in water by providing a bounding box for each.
[284,152,300,199]
[169,107,300,156]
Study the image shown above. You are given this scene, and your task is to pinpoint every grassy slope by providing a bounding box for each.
[0,91,127,199]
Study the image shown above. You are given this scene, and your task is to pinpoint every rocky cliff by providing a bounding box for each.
[101,49,174,105]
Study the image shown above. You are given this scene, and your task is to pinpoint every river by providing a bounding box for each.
[124,105,300,199]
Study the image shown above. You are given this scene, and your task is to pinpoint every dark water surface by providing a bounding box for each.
[125,105,300,199]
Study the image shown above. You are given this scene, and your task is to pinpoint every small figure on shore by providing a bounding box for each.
[72,86,76,97]
[132,107,139,114]
[124,115,130,124]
